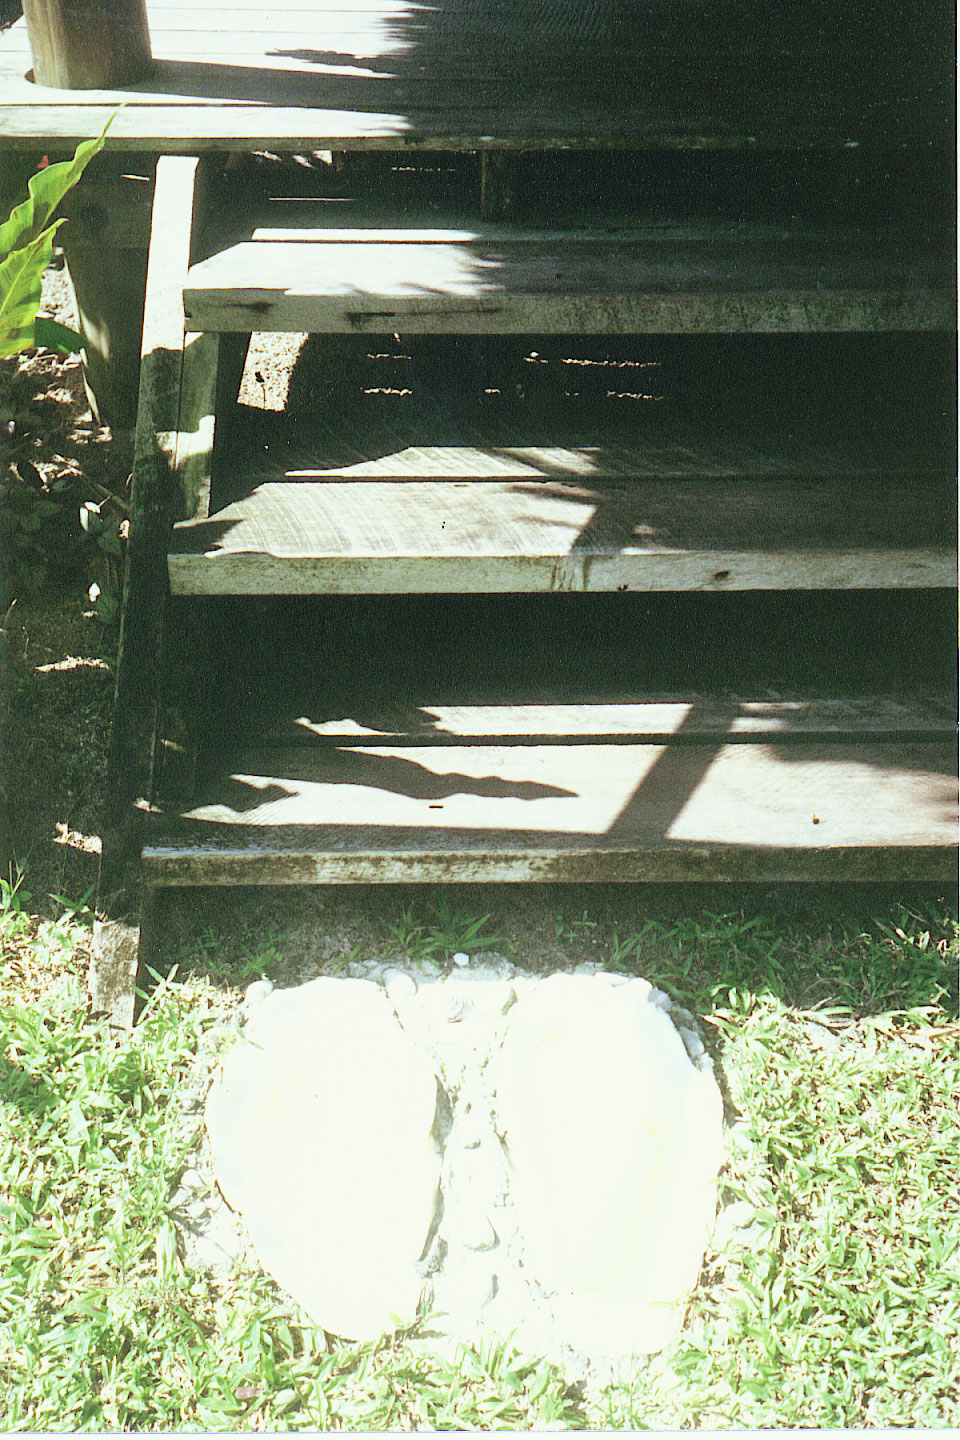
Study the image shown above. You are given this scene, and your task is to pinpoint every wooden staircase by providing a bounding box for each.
[98,147,957,987]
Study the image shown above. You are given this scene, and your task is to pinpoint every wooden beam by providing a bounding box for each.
[183,233,953,335]
[101,153,216,857]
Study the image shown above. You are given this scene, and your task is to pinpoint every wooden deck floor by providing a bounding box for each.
[170,469,955,595]
[184,226,952,335]
[1,0,953,151]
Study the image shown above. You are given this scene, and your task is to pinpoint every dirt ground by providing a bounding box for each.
[2,261,130,906]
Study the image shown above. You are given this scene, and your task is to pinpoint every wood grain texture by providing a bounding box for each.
[167,473,955,594]
[182,232,952,335]
[56,166,156,248]
[141,736,957,884]
[60,242,150,428]
[21,0,153,89]
[0,0,951,151]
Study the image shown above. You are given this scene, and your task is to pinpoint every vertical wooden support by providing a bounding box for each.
[93,155,222,1027]
[132,885,164,1021]
[22,0,153,89]
[59,157,156,431]
[2,153,154,430]
[61,242,149,430]
[0,155,36,222]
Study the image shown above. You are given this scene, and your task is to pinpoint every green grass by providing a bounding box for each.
[384,894,504,963]
[1,877,957,1429]
[603,998,959,1428]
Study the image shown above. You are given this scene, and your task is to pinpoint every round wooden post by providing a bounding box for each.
[22,0,153,89]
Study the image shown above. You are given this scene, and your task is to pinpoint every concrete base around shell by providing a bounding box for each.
[205,964,724,1362]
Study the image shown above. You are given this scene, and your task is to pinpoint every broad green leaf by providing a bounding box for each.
[33,315,83,354]
[0,109,119,357]
[0,221,64,358]
[0,120,114,260]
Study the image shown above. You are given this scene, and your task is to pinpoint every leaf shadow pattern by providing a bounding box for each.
[205,751,577,816]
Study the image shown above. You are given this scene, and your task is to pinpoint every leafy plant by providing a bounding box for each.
[554,906,599,942]
[0,868,32,941]
[1,111,128,612]
[0,113,117,359]
[0,455,84,603]
[385,894,503,962]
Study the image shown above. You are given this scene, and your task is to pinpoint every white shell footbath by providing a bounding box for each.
[204,962,725,1369]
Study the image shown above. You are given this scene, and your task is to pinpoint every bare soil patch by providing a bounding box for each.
[2,262,130,902]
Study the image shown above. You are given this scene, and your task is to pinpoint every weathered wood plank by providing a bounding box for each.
[0,101,948,154]
[0,0,951,152]
[167,474,955,594]
[4,27,660,57]
[265,696,959,744]
[236,221,894,246]
[183,233,952,334]
[99,155,212,897]
[204,386,950,484]
[93,154,225,1023]
[142,737,957,884]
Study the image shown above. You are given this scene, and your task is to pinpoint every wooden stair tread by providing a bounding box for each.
[241,695,959,745]
[143,732,957,885]
[168,471,955,595]
[183,225,952,334]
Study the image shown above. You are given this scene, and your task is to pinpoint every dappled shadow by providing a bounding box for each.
[179,331,957,586]
[172,674,956,875]
[119,0,955,877]
[149,585,958,879]
[259,0,951,146]
[0,1049,59,1120]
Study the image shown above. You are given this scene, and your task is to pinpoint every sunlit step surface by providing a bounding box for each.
[168,472,955,595]
[145,728,957,885]
[184,224,953,334]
